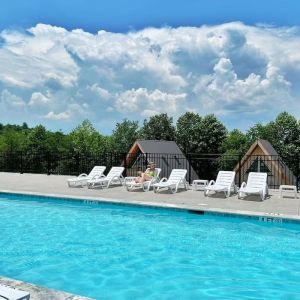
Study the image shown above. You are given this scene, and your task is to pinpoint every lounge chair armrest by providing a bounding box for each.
[78,173,88,178]
[159,177,168,183]
[110,175,123,182]
[240,182,247,189]
[207,180,215,186]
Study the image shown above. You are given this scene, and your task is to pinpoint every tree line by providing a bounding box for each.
[0,111,300,158]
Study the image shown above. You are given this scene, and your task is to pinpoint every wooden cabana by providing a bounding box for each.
[124,139,198,182]
[234,139,296,188]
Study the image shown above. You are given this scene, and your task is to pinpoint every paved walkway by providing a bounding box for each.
[1,172,300,220]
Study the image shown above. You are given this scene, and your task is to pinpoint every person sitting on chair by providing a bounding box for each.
[135,162,156,183]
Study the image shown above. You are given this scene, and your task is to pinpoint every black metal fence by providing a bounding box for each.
[0,151,299,189]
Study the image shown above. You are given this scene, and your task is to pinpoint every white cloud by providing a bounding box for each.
[193,58,291,114]
[44,111,70,120]
[116,88,186,116]
[0,24,78,88]
[0,22,300,131]
[29,92,51,106]
[88,84,111,100]
[42,100,90,122]
[0,89,26,107]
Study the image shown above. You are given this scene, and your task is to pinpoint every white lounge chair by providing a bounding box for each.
[125,168,161,192]
[238,172,268,201]
[67,166,106,187]
[205,171,236,198]
[87,167,124,188]
[153,169,188,194]
[0,284,30,300]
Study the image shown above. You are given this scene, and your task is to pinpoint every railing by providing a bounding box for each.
[0,151,299,189]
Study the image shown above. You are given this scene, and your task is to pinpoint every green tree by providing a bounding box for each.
[219,129,248,170]
[245,112,300,157]
[69,120,107,153]
[46,131,70,153]
[111,119,139,152]
[267,112,300,157]
[221,129,248,155]
[21,122,29,130]
[245,123,271,145]
[21,125,53,173]
[176,112,202,153]
[24,125,50,153]
[197,114,227,153]
[140,113,175,141]
[0,127,25,152]
[101,135,114,153]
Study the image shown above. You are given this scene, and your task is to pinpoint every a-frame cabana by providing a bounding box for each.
[234,139,296,188]
[124,139,198,182]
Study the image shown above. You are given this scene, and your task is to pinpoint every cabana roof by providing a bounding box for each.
[128,139,183,154]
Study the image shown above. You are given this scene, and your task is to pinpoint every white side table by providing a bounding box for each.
[192,179,209,191]
[279,185,298,199]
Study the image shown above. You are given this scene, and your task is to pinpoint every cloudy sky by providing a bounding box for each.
[0,0,300,133]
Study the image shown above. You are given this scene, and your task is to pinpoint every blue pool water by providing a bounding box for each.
[0,193,300,299]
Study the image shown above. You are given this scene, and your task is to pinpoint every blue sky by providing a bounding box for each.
[1,0,299,32]
[0,0,300,134]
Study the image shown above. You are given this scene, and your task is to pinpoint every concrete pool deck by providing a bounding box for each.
[1,172,300,221]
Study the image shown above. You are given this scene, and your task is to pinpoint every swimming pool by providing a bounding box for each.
[0,193,300,299]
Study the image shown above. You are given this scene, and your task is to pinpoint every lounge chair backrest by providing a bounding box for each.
[87,166,106,179]
[145,168,161,179]
[106,167,124,179]
[215,171,235,187]
[168,169,187,183]
[155,168,162,178]
[247,172,267,189]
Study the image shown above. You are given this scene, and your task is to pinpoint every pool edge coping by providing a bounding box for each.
[0,276,92,300]
[1,189,300,224]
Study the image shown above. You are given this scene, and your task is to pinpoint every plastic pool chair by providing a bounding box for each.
[205,171,236,198]
[87,167,125,188]
[67,166,106,187]
[0,284,30,300]
[152,169,188,194]
[125,168,161,192]
[238,172,268,201]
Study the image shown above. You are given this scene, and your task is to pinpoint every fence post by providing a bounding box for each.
[238,154,242,187]
[123,152,127,177]
[145,152,148,168]
[76,152,80,175]
[20,151,23,174]
[297,154,300,191]
[47,152,51,175]
[188,153,192,184]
